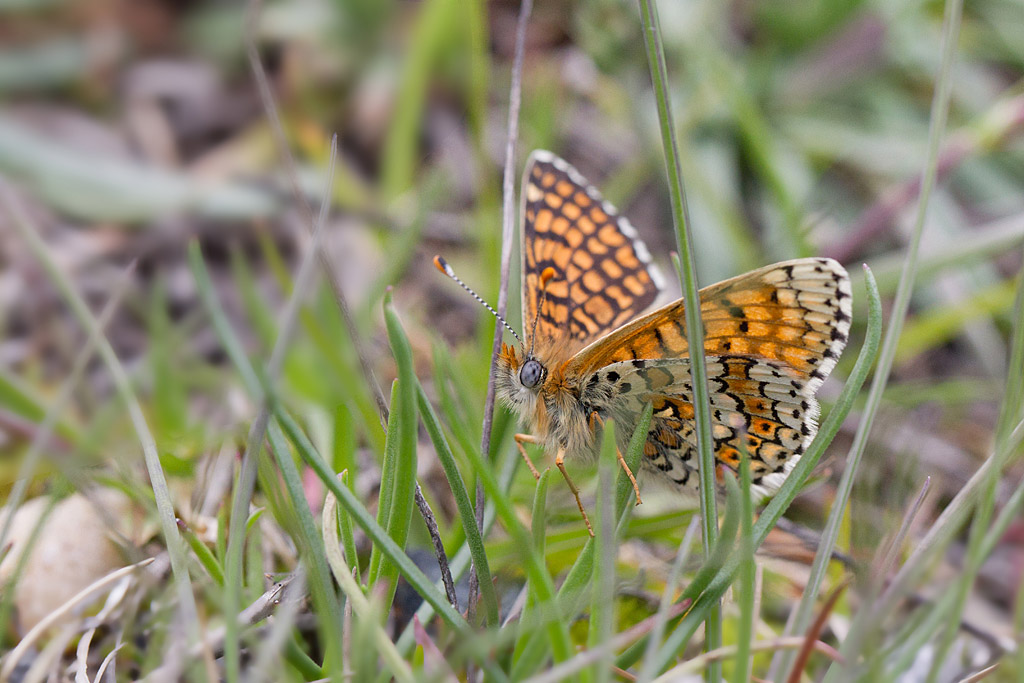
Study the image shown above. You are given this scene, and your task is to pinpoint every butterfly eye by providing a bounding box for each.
[519,359,544,389]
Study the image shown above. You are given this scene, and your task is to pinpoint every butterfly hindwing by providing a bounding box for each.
[521,151,663,358]
[572,258,852,495]
[583,355,820,495]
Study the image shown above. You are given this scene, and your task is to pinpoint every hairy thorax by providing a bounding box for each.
[496,343,629,462]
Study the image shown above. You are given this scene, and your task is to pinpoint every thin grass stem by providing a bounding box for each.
[468,0,533,624]
[0,261,134,556]
[3,191,201,651]
[635,1,719,675]
[636,516,699,683]
[221,135,338,682]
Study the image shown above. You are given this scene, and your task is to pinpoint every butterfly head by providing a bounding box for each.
[496,342,548,418]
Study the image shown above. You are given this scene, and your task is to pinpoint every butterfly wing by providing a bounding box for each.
[521,151,664,359]
[571,258,852,495]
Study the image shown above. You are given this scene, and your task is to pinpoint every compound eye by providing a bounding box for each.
[519,359,544,389]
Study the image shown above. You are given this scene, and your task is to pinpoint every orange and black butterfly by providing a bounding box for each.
[486,151,852,519]
[436,151,852,528]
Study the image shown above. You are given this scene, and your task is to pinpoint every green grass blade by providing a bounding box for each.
[588,421,618,683]
[734,454,755,683]
[0,370,79,446]
[367,383,401,586]
[819,0,964,671]
[997,270,1024,442]
[183,525,226,587]
[380,0,458,197]
[265,420,344,677]
[636,517,700,683]
[337,471,361,587]
[375,295,420,609]
[321,486,415,683]
[273,411,459,631]
[416,382,500,626]
[647,477,742,673]
[393,437,520,659]
[454,412,573,669]
[636,1,720,675]
[217,136,337,683]
[512,405,652,678]
[187,241,262,396]
[3,189,201,647]
[512,468,551,664]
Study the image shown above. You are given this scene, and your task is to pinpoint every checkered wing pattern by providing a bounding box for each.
[521,151,663,359]
[572,258,852,494]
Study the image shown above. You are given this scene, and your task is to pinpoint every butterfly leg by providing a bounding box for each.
[555,448,595,538]
[589,412,643,506]
[514,433,542,480]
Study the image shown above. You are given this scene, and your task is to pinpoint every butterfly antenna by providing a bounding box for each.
[527,267,556,357]
[433,256,522,344]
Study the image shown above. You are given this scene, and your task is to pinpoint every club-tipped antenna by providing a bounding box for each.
[433,256,522,344]
[527,267,556,356]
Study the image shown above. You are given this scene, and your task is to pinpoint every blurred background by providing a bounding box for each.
[1,0,1023,678]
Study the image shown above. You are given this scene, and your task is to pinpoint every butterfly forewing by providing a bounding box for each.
[567,258,852,381]
[521,151,663,359]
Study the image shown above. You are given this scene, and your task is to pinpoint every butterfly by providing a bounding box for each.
[487,151,852,529]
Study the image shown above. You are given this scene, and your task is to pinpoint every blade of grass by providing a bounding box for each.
[817,0,964,671]
[393,434,520,658]
[588,421,618,683]
[510,403,652,679]
[188,242,261,395]
[468,0,532,625]
[636,516,700,683]
[337,472,361,586]
[0,371,79,447]
[456,405,573,666]
[367,293,419,612]
[182,523,226,587]
[222,135,337,683]
[380,0,458,197]
[997,268,1024,442]
[245,0,388,424]
[636,1,720,676]
[416,382,500,625]
[264,420,342,676]
[322,482,415,683]
[272,405,511,682]
[646,475,742,672]
[367,382,400,585]
[0,261,133,558]
[2,189,200,648]
[734,453,755,683]
[511,468,551,663]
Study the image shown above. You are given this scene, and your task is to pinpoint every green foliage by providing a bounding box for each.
[3,0,1024,680]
